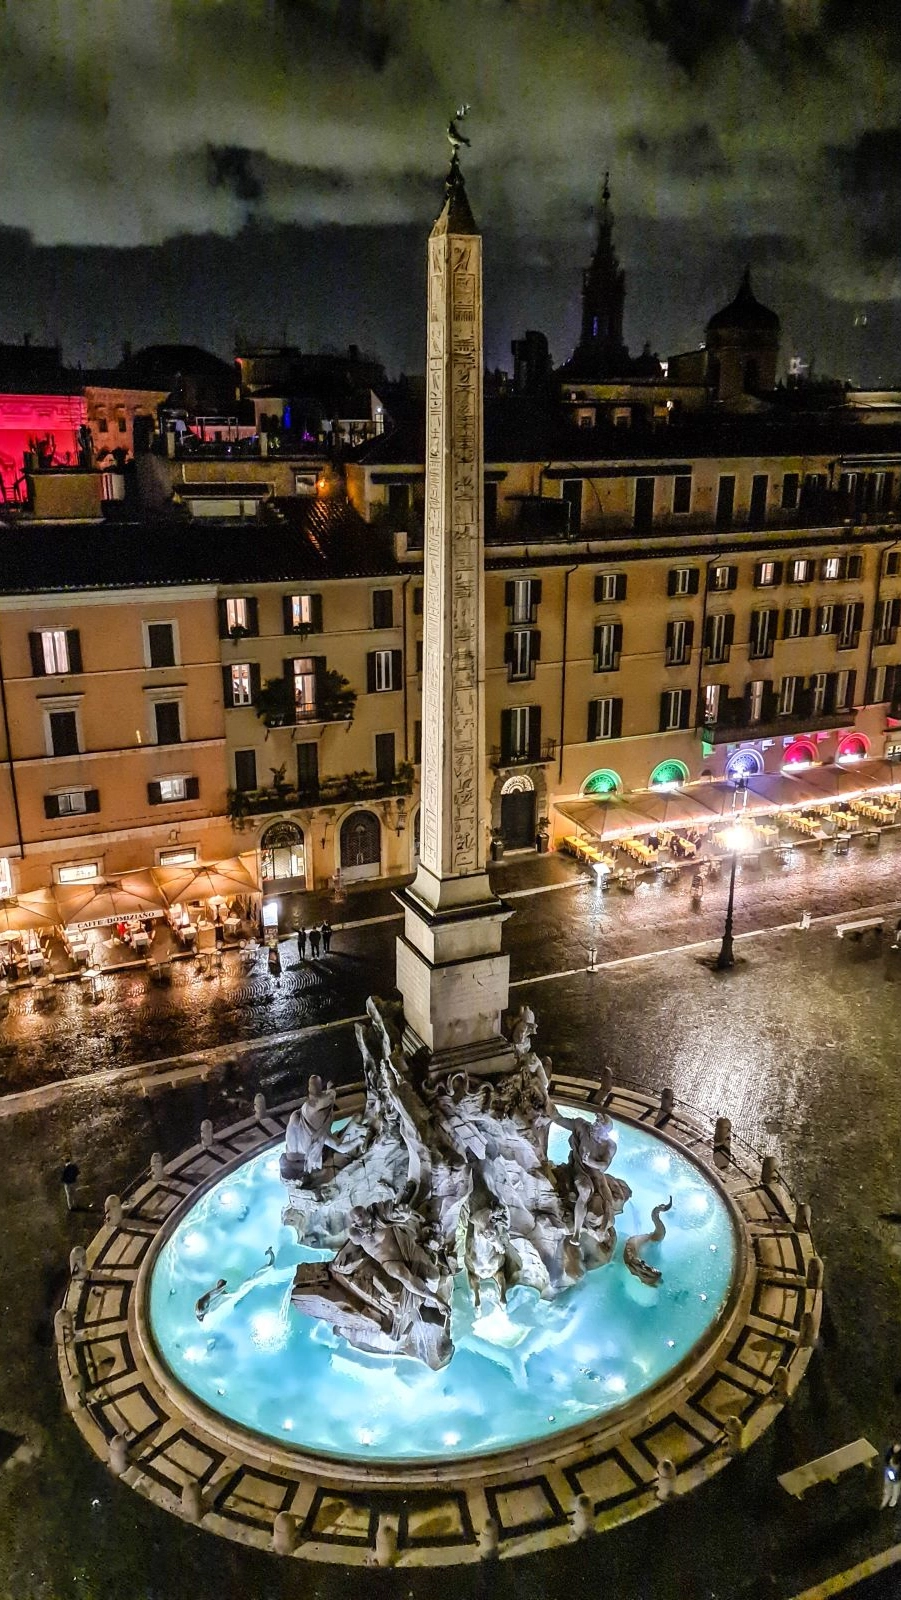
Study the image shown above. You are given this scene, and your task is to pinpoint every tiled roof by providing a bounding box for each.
[0,499,399,594]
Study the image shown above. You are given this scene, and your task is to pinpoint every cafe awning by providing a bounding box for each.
[0,888,60,936]
[53,871,168,928]
[152,853,260,906]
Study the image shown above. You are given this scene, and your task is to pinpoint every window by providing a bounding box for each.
[285,593,323,634]
[836,602,863,650]
[665,619,693,666]
[413,585,424,615]
[634,476,655,533]
[414,719,422,763]
[587,697,622,741]
[884,551,901,577]
[788,558,813,584]
[0,858,11,898]
[387,482,411,520]
[672,475,692,515]
[415,639,424,673]
[117,415,127,434]
[234,749,257,792]
[749,609,777,659]
[367,649,401,692]
[705,612,734,664]
[484,481,498,534]
[29,628,81,676]
[783,606,810,639]
[747,680,766,723]
[158,846,198,867]
[659,688,690,731]
[779,676,802,716]
[562,479,583,536]
[506,628,539,680]
[501,704,541,761]
[715,475,736,528]
[219,596,258,637]
[703,683,721,724]
[594,572,626,603]
[296,742,319,795]
[45,788,96,817]
[98,417,108,434]
[592,622,622,672]
[822,556,842,581]
[667,567,699,597]
[753,560,782,588]
[709,565,737,592]
[375,732,396,784]
[876,597,901,644]
[748,473,769,529]
[48,709,80,757]
[154,701,182,744]
[835,669,854,710]
[292,656,317,717]
[230,663,254,706]
[372,589,394,629]
[816,603,837,635]
[57,861,100,885]
[147,775,199,805]
[781,472,800,511]
[811,672,828,714]
[506,578,541,623]
[146,622,176,668]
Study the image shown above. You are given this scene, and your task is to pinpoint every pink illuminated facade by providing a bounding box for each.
[0,392,87,502]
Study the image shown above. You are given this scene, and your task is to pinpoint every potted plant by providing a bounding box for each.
[536,815,550,854]
[255,676,294,729]
[490,826,505,862]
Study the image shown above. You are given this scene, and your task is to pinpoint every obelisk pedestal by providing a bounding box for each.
[395,148,515,1077]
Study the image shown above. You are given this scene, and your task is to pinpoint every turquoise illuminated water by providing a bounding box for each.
[148,1110,736,1462]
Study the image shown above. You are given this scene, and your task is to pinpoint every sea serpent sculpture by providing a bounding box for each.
[279,998,674,1369]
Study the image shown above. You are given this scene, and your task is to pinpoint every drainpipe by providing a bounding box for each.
[558,566,578,785]
[401,574,411,764]
[0,627,25,861]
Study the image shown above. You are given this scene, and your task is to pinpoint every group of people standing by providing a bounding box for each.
[297,921,332,959]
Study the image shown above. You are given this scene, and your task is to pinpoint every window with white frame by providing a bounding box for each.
[835,669,852,709]
[817,603,836,634]
[748,680,765,722]
[507,705,535,757]
[706,613,731,663]
[158,777,187,802]
[509,629,534,680]
[811,672,828,713]
[225,596,249,631]
[784,606,807,639]
[291,594,314,629]
[671,568,695,596]
[755,561,778,587]
[789,558,813,583]
[510,579,537,624]
[293,656,317,716]
[704,683,721,723]
[230,663,253,706]
[590,697,617,739]
[710,565,733,592]
[56,861,100,885]
[157,846,198,867]
[779,676,801,716]
[661,688,689,730]
[596,572,624,603]
[594,622,619,671]
[373,649,395,692]
[665,618,691,665]
[822,557,842,580]
[55,788,88,815]
[40,630,71,673]
[749,609,776,658]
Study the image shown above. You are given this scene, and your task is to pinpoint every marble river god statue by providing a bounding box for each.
[280,997,673,1369]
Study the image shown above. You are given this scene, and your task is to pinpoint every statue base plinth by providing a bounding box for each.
[401,1024,517,1081]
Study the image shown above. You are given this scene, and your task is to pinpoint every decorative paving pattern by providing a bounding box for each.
[57,1075,822,1566]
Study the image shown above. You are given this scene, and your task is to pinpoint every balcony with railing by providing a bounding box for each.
[702,692,852,745]
[490,739,557,769]
[228,764,414,821]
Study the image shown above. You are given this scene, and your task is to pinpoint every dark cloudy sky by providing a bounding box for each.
[2,0,901,382]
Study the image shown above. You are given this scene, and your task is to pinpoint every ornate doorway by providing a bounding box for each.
[339,810,381,882]
[260,820,306,889]
[500,774,536,850]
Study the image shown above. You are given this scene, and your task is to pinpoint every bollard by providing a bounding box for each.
[655,1087,674,1125]
[761,1154,778,1186]
[104,1194,123,1228]
[479,1516,499,1560]
[200,1119,214,1149]
[799,1304,821,1348]
[253,1092,267,1121]
[724,1415,744,1456]
[587,945,598,972]
[54,1307,73,1345]
[713,1117,732,1170]
[272,1510,297,1556]
[69,1245,87,1280]
[773,1365,791,1404]
[656,1457,677,1502]
[805,1255,824,1291]
[150,1152,164,1180]
[794,1203,811,1234]
[570,1492,594,1539]
[373,1514,397,1568]
[108,1434,128,1477]
[181,1478,204,1523]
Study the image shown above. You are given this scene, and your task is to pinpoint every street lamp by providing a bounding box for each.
[715,823,753,971]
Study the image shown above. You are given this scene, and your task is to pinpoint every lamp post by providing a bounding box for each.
[715,824,752,971]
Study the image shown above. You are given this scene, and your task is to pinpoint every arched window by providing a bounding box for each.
[782,738,817,768]
[339,810,381,880]
[649,759,689,789]
[581,768,622,797]
[725,748,764,781]
[260,820,305,885]
[837,733,868,762]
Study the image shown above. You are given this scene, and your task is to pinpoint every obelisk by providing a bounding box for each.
[395,129,514,1076]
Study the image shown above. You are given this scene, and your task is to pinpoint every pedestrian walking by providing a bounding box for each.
[298,927,309,959]
[882,1440,901,1509]
[309,927,321,958]
[321,920,332,954]
[61,1158,80,1212]
[268,942,282,981]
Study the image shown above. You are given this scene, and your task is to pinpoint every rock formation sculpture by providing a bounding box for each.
[281,997,672,1368]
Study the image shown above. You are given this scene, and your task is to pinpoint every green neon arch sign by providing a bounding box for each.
[582,768,622,797]
[649,759,689,788]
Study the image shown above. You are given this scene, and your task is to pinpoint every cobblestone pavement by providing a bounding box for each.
[2,834,900,1099]
[0,906,899,1599]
